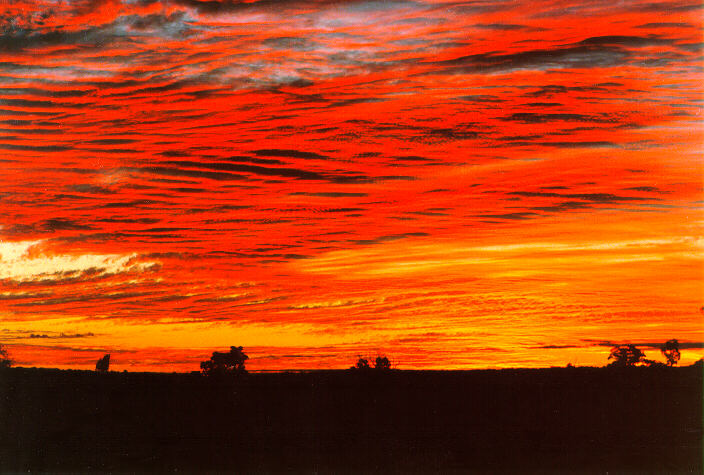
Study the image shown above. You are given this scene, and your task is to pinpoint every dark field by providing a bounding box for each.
[1,366,701,473]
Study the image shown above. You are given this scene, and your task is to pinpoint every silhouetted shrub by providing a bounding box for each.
[351,355,393,370]
[0,344,12,369]
[374,355,391,370]
[661,339,681,366]
[201,346,249,375]
[95,354,110,372]
[608,344,646,367]
[352,357,371,370]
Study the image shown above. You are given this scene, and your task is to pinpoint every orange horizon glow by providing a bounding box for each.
[1,0,702,372]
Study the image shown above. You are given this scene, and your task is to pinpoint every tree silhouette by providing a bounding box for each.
[374,355,391,370]
[608,344,646,367]
[352,357,370,370]
[0,344,12,369]
[201,346,249,375]
[351,356,392,370]
[95,354,110,372]
[660,339,681,366]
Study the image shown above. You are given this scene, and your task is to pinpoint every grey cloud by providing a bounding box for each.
[458,94,503,103]
[577,35,678,48]
[0,11,194,52]
[583,339,704,350]
[162,160,334,181]
[525,102,562,107]
[473,23,528,30]
[533,344,580,349]
[351,232,428,245]
[524,85,607,97]
[477,212,539,220]
[253,149,330,160]
[290,192,368,197]
[636,22,693,28]
[0,87,93,98]
[636,2,702,13]
[501,113,614,123]
[41,218,93,232]
[95,217,161,224]
[624,186,669,193]
[531,201,591,212]
[500,140,617,149]
[133,166,248,181]
[509,191,654,203]
[0,292,53,301]
[28,332,95,339]
[263,36,317,51]
[67,184,116,194]
[0,143,72,152]
[85,138,138,145]
[393,155,435,162]
[12,292,156,307]
[0,98,84,108]
[434,44,630,75]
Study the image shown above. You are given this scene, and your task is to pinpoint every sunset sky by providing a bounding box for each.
[0,0,702,371]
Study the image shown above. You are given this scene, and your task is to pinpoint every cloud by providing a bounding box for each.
[13,291,157,307]
[433,44,630,75]
[40,218,93,232]
[577,35,678,48]
[501,113,615,124]
[0,218,95,236]
[477,212,539,220]
[85,138,138,145]
[473,23,530,31]
[253,149,330,160]
[0,11,195,52]
[624,186,670,193]
[498,140,618,149]
[0,143,73,152]
[28,332,95,339]
[289,192,368,197]
[530,201,591,213]
[67,184,116,194]
[0,240,157,282]
[289,298,377,309]
[263,36,317,51]
[160,159,367,182]
[583,339,704,350]
[636,22,694,28]
[351,232,428,246]
[524,85,609,97]
[508,191,655,203]
[457,94,503,103]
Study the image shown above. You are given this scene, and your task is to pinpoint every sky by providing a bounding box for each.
[0,0,702,371]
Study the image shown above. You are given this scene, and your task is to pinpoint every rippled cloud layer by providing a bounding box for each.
[1,0,702,370]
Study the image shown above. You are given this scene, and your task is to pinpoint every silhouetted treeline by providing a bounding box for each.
[608,339,684,368]
[95,354,110,372]
[200,346,248,375]
[0,365,700,472]
[0,344,11,369]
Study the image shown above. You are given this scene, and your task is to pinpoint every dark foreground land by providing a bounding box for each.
[0,366,701,473]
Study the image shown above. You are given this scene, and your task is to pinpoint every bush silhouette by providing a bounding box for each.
[352,357,371,370]
[608,344,646,367]
[201,346,249,375]
[660,339,681,366]
[351,356,392,370]
[374,355,391,370]
[0,344,12,369]
[95,354,110,372]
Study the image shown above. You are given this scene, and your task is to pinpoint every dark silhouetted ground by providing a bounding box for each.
[0,366,701,472]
